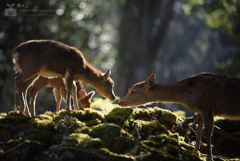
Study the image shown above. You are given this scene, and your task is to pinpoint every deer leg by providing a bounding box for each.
[203,111,214,161]
[64,70,74,111]
[22,76,39,117]
[59,85,73,110]
[193,113,204,154]
[71,81,79,110]
[29,77,49,116]
[15,71,39,116]
[53,88,61,112]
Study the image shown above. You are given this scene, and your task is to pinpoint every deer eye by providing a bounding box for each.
[131,91,136,94]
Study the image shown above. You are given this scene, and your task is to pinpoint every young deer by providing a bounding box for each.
[26,76,95,116]
[119,73,240,161]
[13,40,115,117]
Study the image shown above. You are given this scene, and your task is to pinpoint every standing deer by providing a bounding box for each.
[24,76,95,116]
[13,40,115,117]
[119,73,240,161]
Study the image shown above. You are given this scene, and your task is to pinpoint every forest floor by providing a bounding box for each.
[0,98,240,161]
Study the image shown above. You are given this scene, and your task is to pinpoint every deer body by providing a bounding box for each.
[13,40,115,117]
[27,76,95,116]
[119,73,240,161]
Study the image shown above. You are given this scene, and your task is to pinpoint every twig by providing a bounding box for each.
[181,114,196,127]
[132,123,141,141]
[184,113,198,140]
[0,140,37,156]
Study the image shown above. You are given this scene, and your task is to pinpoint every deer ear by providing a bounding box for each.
[103,69,111,79]
[143,74,155,89]
[78,89,86,100]
[87,91,95,100]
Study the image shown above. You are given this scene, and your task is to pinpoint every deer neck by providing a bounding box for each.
[150,83,186,104]
[77,64,103,88]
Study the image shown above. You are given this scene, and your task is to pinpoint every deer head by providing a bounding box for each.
[119,74,156,107]
[78,90,95,108]
[95,69,115,101]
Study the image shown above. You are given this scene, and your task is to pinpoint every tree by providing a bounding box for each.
[116,0,176,97]
[183,0,240,76]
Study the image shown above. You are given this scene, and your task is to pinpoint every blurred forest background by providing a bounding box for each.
[0,0,239,116]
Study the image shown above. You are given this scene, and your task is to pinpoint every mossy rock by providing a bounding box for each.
[106,107,134,127]
[1,105,238,161]
[61,133,102,149]
[26,127,54,145]
[69,110,86,120]
[157,109,178,126]
[0,139,44,161]
[90,123,134,153]
[58,117,86,133]
[173,110,186,118]
[131,120,168,139]
[30,114,53,127]
[0,123,18,141]
[0,113,31,125]
[83,108,106,126]
[132,108,154,121]
[56,146,135,161]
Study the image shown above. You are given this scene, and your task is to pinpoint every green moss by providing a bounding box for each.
[26,128,54,145]
[0,123,18,141]
[58,117,86,133]
[62,133,102,148]
[1,105,238,161]
[69,110,86,120]
[85,118,102,126]
[107,107,134,127]
[30,114,53,127]
[132,108,153,121]
[0,112,32,125]
[90,123,133,153]
[0,112,7,118]
[131,120,168,138]
[158,109,178,125]
[84,108,106,123]
[77,126,92,134]
[173,110,186,118]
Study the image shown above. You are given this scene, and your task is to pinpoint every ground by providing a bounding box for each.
[0,98,240,161]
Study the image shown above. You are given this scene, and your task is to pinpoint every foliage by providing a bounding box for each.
[182,0,240,76]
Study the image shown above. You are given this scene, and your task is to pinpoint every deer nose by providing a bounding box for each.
[119,100,127,107]
[110,95,116,101]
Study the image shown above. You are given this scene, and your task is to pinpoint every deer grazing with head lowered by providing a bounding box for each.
[13,40,115,117]
[24,76,95,116]
[119,73,240,161]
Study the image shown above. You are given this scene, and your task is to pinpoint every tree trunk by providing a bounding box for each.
[116,0,176,98]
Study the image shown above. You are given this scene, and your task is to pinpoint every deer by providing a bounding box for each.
[23,76,95,116]
[119,73,240,161]
[12,40,115,117]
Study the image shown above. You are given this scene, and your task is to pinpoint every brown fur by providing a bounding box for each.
[119,72,240,161]
[25,76,95,116]
[13,40,115,117]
